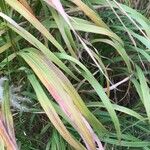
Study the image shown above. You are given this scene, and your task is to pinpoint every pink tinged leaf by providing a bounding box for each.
[20,49,100,149]
[28,74,85,149]
[81,116,104,150]
[40,53,101,149]
[0,115,17,150]
[1,80,18,149]
[46,85,72,117]
[43,58,103,149]
[46,83,97,149]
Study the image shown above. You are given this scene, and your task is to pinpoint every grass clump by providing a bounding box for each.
[0,0,150,149]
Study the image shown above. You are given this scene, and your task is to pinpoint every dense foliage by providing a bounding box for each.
[0,0,150,149]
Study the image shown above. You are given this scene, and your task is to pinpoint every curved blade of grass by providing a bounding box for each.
[28,74,85,150]
[44,0,123,58]
[71,0,108,28]
[44,0,132,77]
[2,80,15,140]
[87,102,145,122]
[19,48,104,150]
[71,0,125,48]
[43,18,132,72]
[92,0,150,39]
[0,12,78,81]
[91,38,132,71]
[136,65,150,123]
[5,0,65,53]
[43,0,72,28]
[111,0,150,39]
[135,47,150,63]
[0,117,17,150]
[56,52,121,140]
[71,19,122,43]
[51,8,77,58]
[102,138,150,147]
[1,80,18,149]
[1,12,107,137]
[89,49,110,95]
[44,0,111,82]
[129,30,150,49]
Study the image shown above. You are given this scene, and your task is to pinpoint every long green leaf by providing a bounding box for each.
[28,74,85,150]
[19,48,104,149]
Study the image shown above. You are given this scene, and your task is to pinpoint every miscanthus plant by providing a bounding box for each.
[0,0,150,149]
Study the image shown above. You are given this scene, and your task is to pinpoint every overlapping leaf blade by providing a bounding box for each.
[19,48,104,150]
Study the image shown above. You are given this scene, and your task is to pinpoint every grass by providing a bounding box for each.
[0,0,150,149]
